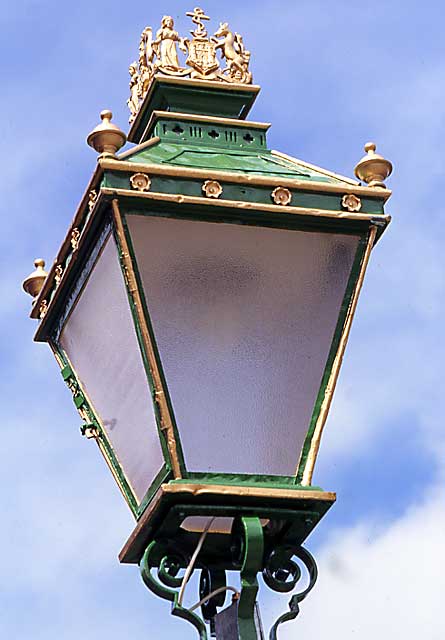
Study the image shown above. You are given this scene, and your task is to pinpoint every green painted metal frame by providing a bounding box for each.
[147,115,268,152]
[182,473,321,490]
[103,169,386,215]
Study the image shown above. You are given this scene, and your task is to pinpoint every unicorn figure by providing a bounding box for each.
[213,22,252,84]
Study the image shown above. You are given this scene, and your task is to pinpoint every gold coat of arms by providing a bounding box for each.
[127,7,253,123]
[186,38,219,78]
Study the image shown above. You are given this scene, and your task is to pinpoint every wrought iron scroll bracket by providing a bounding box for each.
[140,539,208,639]
[263,545,318,640]
[138,521,318,640]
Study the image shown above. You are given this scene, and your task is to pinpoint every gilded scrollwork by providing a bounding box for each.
[88,189,98,213]
[127,8,253,122]
[71,228,81,252]
[54,264,63,287]
[39,299,48,319]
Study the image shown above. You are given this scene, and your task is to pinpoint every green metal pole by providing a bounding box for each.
[214,517,265,640]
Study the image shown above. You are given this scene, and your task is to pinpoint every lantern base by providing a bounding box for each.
[138,513,320,640]
[119,482,335,566]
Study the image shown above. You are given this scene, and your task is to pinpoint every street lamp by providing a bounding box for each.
[23,8,392,640]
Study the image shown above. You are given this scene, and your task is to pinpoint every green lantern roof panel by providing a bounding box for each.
[125,142,347,184]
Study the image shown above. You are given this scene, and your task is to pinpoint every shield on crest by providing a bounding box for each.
[186,39,220,76]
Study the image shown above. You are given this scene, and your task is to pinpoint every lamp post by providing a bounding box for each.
[22,9,392,640]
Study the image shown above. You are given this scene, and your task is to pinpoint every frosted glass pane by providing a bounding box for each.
[60,235,164,502]
[127,215,359,476]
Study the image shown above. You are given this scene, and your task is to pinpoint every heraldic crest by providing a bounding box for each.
[127,7,253,123]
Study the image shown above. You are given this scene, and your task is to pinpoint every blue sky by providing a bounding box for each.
[2,0,445,638]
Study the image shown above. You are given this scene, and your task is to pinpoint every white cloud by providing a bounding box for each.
[264,483,445,639]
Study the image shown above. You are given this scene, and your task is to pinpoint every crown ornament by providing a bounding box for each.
[127,7,253,123]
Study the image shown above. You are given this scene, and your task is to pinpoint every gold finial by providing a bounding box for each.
[354,142,393,188]
[86,110,127,159]
[22,258,48,299]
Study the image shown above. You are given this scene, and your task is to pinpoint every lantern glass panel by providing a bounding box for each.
[59,234,164,502]
[127,215,360,476]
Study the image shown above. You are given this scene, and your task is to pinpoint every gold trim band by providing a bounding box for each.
[301,225,378,485]
[162,483,336,502]
[101,187,391,223]
[100,158,392,199]
[118,136,161,160]
[111,199,182,479]
[141,75,262,93]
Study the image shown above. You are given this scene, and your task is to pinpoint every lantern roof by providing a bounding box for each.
[122,9,363,186]
[28,7,392,335]
[120,108,359,186]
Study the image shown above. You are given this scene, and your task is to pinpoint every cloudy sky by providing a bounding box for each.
[2,0,444,638]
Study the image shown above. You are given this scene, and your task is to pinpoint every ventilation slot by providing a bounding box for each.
[224,130,238,143]
[190,126,203,138]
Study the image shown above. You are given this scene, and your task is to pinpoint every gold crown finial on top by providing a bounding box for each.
[22,258,48,299]
[87,110,127,158]
[127,8,253,123]
[354,142,393,188]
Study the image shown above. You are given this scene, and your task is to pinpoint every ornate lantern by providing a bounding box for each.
[23,8,392,640]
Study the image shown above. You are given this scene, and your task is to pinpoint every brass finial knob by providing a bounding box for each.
[22,258,48,298]
[87,110,127,159]
[354,142,393,188]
